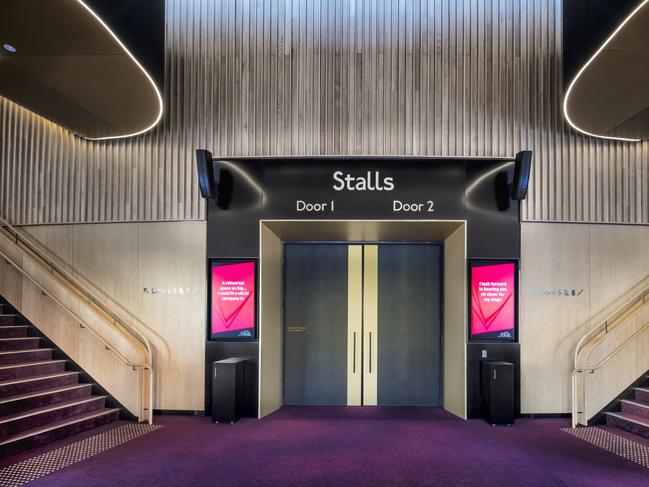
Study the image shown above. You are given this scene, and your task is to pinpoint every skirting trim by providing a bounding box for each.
[520,413,571,419]
[153,409,204,416]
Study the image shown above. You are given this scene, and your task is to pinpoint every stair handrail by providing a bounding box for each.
[0,216,153,347]
[0,215,153,424]
[571,284,649,427]
[575,319,649,374]
[0,216,153,350]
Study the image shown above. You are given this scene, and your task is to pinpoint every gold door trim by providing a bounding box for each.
[347,245,363,405]
[363,245,378,406]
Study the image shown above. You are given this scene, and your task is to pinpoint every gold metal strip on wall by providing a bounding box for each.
[1,0,647,225]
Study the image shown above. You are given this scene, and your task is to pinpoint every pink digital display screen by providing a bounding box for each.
[470,261,516,340]
[210,261,256,339]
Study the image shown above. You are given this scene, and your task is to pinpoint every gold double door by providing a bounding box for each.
[283,242,442,407]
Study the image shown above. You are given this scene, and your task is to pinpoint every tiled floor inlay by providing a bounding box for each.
[563,426,649,469]
[0,423,162,487]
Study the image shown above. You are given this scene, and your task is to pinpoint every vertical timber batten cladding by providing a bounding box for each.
[1,0,648,225]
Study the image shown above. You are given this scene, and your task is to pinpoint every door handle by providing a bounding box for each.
[369,331,372,374]
[353,332,357,374]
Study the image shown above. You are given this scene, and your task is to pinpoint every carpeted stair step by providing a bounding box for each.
[0,408,120,456]
[0,326,28,338]
[634,387,649,404]
[0,383,92,416]
[0,348,53,366]
[0,337,40,351]
[0,315,19,325]
[0,371,79,399]
[0,360,67,381]
[0,296,122,456]
[0,396,107,436]
[606,411,649,439]
[620,399,649,419]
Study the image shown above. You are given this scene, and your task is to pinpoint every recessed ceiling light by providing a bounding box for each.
[2,44,17,53]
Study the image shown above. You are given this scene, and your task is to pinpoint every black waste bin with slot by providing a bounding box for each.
[481,361,515,426]
[212,357,249,423]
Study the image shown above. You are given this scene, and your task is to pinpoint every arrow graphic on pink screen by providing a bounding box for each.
[216,292,252,330]
[472,281,512,330]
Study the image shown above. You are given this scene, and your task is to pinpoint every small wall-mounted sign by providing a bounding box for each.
[287,326,307,333]
[528,288,585,297]
[143,287,198,295]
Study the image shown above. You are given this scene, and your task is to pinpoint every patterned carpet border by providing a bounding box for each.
[562,426,649,469]
[0,423,162,487]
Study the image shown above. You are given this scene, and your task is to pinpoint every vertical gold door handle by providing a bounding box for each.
[369,331,372,373]
[353,332,357,373]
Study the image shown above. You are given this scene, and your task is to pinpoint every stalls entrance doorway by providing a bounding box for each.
[283,243,442,406]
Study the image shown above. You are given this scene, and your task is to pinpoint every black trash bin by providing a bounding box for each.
[481,360,515,426]
[212,357,247,423]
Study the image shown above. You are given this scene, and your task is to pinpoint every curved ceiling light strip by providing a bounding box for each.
[76,0,164,141]
[562,0,648,143]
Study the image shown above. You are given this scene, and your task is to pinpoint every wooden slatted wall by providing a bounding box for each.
[1,0,647,224]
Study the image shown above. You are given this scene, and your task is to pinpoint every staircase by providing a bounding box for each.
[0,299,120,456]
[606,375,649,440]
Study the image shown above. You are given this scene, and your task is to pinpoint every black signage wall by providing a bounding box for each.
[205,156,521,417]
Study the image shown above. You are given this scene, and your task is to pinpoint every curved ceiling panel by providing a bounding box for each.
[0,0,162,140]
[564,0,649,141]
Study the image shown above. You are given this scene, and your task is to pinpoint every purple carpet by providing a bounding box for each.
[2,407,649,486]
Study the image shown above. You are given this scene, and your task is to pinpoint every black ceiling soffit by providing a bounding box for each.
[0,0,164,140]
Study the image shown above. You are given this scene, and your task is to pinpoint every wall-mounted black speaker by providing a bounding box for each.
[511,151,532,200]
[196,149,217,199]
